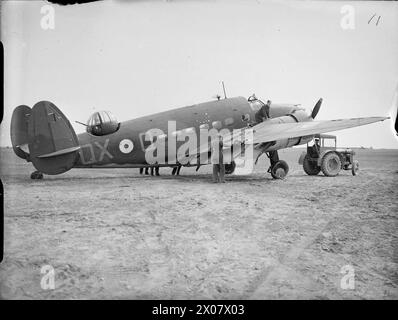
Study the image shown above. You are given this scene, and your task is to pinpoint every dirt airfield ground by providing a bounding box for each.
[0,147,397,299]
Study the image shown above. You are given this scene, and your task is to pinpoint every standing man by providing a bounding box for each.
[211,135,225,183]
[254,100,271,124]
[172,164,182,176]
[313,138,321,155]
[176,164,182,175]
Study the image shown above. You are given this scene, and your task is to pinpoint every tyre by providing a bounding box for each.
[321,152,341,177]
[303,154,320,176]
[271,160,289,179]
[351,160,359,176]
[225,161,236,175]
[30,171,44,180]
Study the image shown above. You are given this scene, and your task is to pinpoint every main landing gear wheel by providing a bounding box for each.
[270,160,289,179]
[30,171,44,180]
[225,161,236,175]
[267,151,289,179]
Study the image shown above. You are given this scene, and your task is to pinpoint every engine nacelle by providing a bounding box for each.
[262,109,313,151]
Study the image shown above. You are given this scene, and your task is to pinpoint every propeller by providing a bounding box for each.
[311,98,323,119]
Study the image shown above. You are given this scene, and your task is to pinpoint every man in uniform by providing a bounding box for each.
[211,135,225,183]
[313,138,321,156]
[254,100,271,124]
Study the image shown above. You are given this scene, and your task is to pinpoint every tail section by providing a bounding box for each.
[10,101,80,175]
[10,105,31,160]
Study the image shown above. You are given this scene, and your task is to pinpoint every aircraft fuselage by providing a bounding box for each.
[75,96,309,168]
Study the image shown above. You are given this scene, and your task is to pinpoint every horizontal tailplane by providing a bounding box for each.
[10,101,80,175]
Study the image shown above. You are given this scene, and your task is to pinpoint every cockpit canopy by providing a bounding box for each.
[248,94,266,113]
[86,111,120,136]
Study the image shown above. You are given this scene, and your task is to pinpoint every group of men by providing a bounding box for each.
[139,165,181,176]
[138,98,272,183]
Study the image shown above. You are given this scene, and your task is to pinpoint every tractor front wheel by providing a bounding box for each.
[303,154,321,176]
[321,152,342,177]
[351,160,359,176]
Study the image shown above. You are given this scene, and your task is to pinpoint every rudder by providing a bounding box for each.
[11,101,80,175]
[10,105,32,160]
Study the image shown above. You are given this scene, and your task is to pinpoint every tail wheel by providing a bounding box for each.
[321,152,341,177]
[303,154,320,175]
[351,160,359,176]
[271,160,289,179]
[30,171,44,180]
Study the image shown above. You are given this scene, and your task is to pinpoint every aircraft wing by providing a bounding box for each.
[245,117,389,144]
[179,116,388,164]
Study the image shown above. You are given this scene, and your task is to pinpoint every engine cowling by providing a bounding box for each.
[263,109,313,150]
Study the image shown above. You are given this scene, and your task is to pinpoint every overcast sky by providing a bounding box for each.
[1,0,397,148]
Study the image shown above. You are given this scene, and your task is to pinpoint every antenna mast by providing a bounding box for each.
[222,81,227,99]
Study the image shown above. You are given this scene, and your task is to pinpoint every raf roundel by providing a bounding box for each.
[119,139,134,154]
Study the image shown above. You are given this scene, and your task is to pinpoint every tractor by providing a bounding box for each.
[298,134,359,177]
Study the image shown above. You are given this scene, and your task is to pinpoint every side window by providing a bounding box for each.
[100,111,110,123]
[109,113,117,122]
[249,101,263,112]
[224,117,234,126]
[94,113,101,125]
[212,121,222,130]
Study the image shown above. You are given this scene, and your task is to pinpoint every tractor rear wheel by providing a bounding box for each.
[303,154,320,175]
[321,152,341,177]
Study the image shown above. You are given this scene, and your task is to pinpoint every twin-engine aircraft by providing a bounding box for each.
[10,94,388,180]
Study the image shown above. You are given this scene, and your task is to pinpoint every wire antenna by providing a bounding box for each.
[75,120,88,127]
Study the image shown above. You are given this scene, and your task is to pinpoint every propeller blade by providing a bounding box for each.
[311,98,323,119]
